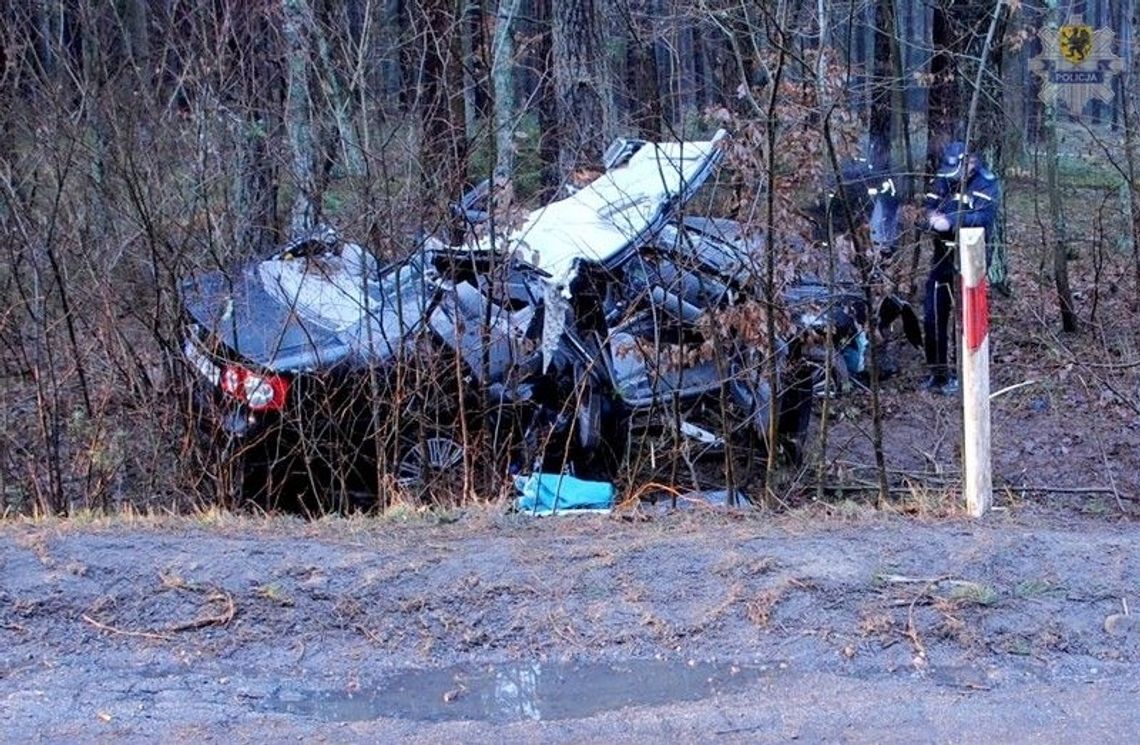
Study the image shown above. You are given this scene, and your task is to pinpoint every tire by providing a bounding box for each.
[394,428,468,505]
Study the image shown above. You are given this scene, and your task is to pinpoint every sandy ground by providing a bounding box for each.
[2,503,1138,742]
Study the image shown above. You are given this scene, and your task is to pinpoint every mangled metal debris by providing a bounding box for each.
[180,130,920,507]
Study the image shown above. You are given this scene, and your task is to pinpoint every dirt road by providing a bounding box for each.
[2,505,1138,742]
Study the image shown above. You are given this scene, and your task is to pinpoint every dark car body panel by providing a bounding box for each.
[180,131,918,502]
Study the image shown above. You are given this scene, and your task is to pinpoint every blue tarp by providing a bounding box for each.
[514,473,616,515]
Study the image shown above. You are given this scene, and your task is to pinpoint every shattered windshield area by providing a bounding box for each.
[353,253,436,360]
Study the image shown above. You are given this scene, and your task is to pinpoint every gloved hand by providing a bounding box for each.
[929,212,951,232]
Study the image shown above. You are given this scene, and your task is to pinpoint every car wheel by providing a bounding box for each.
[395,430,467,504]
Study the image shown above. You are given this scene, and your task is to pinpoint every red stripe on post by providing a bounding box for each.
[958,227,990,517]
[963,281,989,352]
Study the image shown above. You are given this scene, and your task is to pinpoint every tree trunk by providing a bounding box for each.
[869,0,893,167]
[417,0,469,243]
[235,2,280,253]
[1123,0,1140,299]
[533,0,560,197]
[34,0,61,82]
[118,0,150,83]
[378,0,404,112]
[1001,4,1027,170]
[282,0,319,235]
[928,3,955,160]
[1042,0,1079,333]
[693,20,714,111]
[1047,104,1078,333]
[1111,0,1128,130]
[673,12,698,129]
[624,0,663,139]
[552,0,614,175]
[460,0,481,140]
[815,0,833,503]
[309,0,366,179]
[977,4,1010,159]
[653,0,672,123]
[79,0,110,233]
[492,0,522,178]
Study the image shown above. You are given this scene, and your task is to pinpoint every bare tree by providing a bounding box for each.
[552,0,616,174]
[491,0,523,178]
[1040,1,1079,333]
[283,0,319,234]
[413,0,469,243]
[232,1,282,253]
[1121,0,1140,298]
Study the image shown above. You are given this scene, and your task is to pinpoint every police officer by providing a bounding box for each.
[921,142,1001,395]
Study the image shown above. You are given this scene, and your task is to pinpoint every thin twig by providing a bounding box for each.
[1045,332,1140,416]
[820,482,1125,496]
[1076,373,1127,514]
[164,591,236,632]
[990,379,1038,400]
[831,459,961,480]
[1015,485,1131,496]
[81,614,172,641]
[816,483,940,495]
[880,574,950,584]
[905,581,935,662]
[621,481,685,508]
[878,574,976,588]
[354,624,383,644]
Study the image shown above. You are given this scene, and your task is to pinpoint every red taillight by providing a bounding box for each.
[220,366,244,396]
[219,364,290,411]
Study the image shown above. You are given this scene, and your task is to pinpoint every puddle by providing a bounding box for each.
[265,659,772,723]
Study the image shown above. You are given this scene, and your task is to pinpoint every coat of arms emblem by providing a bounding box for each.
[1059,23,1094,64]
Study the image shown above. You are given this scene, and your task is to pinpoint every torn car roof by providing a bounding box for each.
[484,130,727,289]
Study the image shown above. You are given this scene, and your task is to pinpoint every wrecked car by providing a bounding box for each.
[182,233,560,506]
[180,130,914,508]
[791,157,922,392]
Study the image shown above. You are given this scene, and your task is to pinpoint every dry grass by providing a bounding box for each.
[745,586,786,628]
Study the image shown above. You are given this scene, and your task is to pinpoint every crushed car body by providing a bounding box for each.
[180,130,918,507]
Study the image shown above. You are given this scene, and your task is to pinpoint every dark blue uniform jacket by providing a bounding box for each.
[923,167,1001,279]
[923,168,1000,234]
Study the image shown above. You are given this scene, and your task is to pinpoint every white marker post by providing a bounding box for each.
[959,227,991,517]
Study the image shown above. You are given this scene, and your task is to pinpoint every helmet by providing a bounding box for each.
[937,142,968,178]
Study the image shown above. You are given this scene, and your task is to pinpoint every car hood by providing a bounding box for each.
[182,264,352,371]
[182,244,430,372]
